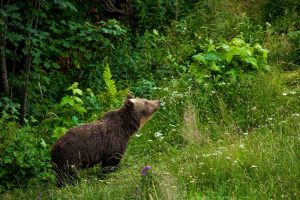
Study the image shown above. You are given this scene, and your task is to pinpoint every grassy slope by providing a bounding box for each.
[3,0,300,199]
[6,73,300,200]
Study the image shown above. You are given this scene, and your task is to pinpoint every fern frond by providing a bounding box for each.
[103,64,117,97]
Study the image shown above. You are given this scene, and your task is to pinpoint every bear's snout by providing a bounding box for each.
[154,100,161,110]
[149,100,161,111]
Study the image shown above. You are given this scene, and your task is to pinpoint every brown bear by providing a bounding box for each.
[51,94,160,186]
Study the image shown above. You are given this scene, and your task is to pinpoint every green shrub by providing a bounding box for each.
[190,37,269,84]
[0,122,53,192]
[133,0,198,31]
[287,30,300,67]
[133,79,156,97]
[0,97,20,122]
[0,98,53,192]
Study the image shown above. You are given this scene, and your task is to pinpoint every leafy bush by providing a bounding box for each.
[0,122,53,192]
[0,99,53,192]
[133,0,198,31]
[190,37,269,84]
[0,97,20,122]
[133,79,156,97]
[287,30,300,66]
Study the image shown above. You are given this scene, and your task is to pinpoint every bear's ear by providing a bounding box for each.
[126,93,134,99]
[125,99,134,109]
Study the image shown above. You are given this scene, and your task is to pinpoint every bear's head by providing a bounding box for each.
[124,93,160,128]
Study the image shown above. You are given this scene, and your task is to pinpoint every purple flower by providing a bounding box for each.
[141,166,151,176]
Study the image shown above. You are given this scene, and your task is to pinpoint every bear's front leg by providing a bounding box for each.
[102,152,123,173]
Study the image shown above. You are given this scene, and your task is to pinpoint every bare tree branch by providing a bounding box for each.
[102,0,133,16]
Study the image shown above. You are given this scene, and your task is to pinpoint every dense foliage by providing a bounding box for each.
[0,0,299,198]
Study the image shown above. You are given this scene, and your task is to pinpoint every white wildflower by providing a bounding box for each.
[154,131,163,138]
[279,121,286,125]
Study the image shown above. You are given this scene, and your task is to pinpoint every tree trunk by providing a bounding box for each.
[0,34,9,94]
[19,0,40,125]
[0,0,9,95]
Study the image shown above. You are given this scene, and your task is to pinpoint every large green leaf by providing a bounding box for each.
[73,96,84,104]
[225,47,239,63]
[60,96,74,106]
[231,38,245,46]
[73,104,87,114]
[243,57,258,68]
[193,52,221,64]
[192,53,206,64]
[204,52,222,62]
[210,62,221,72]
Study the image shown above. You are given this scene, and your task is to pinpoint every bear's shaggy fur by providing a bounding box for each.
[51,94,160,186]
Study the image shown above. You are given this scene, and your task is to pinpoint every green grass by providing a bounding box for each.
[3,72,300,199]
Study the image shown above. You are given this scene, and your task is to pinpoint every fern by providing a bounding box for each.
[103,64,117,97]
[102,64,129,108]
[102,64,119,107]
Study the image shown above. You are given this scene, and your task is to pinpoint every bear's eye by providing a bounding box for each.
[144,101,148,105]
[141,109,147,115]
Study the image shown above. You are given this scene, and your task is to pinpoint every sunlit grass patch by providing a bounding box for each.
[162,128,299,199]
